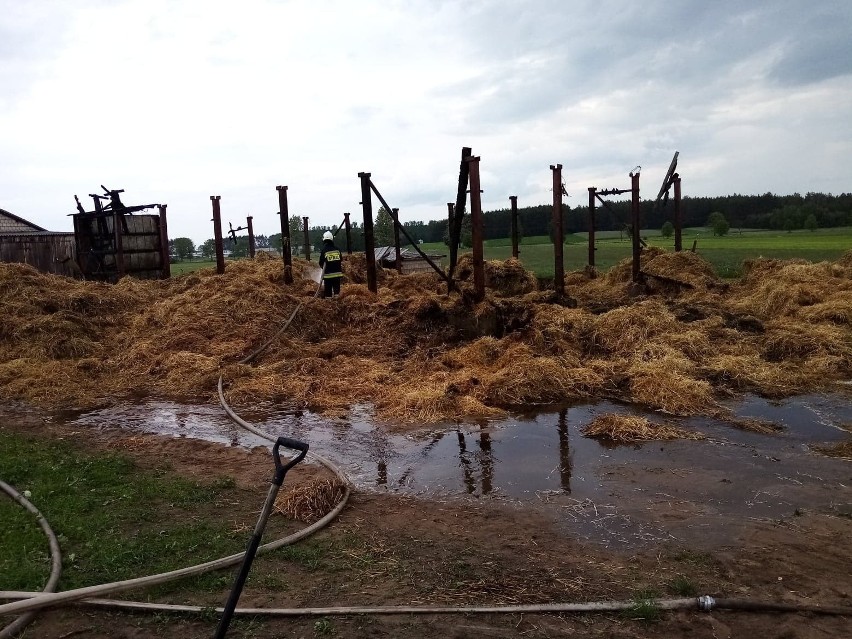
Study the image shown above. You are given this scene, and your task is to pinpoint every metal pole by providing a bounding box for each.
[211,196,225,275]
[587,187,596,272]
[510,195,519,259]
[630,171,641,282]
[247,215,255,258]
[158,204,170,279]
[673,174,682,252]
[551,164,564,298]
[468,156,485,301]
[302,216,310,261]
[343,212,352,254]
[359,172,377,293]
[276,186,293,284]
[392,208,402,273]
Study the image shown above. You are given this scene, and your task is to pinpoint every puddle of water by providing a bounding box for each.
[60,393,852,549]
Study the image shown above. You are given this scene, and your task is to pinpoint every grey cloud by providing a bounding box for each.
[767,9,852,85]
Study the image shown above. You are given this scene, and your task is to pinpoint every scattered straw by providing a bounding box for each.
[274,477,348,523]
[811,441,852,459]
[582,414,705,444]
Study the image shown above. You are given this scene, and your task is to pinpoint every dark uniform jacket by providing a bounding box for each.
[319,241,343,279]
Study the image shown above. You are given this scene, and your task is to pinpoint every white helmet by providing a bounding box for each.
[323,230,333,241]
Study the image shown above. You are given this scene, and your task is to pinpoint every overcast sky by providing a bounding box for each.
[2,0,851,245]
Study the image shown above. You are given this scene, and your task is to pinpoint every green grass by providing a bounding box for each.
[169,259,217,275]
[623,589,662,622]
[667,574,698,597]
[427,227,852,278]
[170,228,851,279]
[0,430,248,593]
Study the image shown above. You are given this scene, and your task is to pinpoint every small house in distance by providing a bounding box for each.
[0,208,77,277]
[374,246,446,275]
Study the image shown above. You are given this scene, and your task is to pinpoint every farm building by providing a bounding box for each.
[0,207,78,277]
[374,246,445,275]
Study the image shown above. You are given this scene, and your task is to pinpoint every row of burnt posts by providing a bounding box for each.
[207,149,683,297]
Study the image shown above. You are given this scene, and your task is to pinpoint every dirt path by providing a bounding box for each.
[3,415,850,639]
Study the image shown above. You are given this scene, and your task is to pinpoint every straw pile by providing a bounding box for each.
[274,477,348,523]
[581,414,705,443]
[1,248,850,423]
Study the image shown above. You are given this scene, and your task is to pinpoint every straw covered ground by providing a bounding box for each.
[1,249,851,424]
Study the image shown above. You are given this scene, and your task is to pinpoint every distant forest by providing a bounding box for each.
[399,191,852,244]
[201,191,852,258]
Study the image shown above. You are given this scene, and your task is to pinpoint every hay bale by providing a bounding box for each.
[581,413,704,443]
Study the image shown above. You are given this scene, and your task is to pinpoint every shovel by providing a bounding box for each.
[213,436,309,638]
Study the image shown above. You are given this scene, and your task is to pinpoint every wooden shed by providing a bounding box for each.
[0,208,78,277]
[374,246,445,275]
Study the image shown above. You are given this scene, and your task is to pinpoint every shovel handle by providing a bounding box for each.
[272,436,309,485]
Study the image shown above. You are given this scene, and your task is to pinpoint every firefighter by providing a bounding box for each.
[318,230,343,298]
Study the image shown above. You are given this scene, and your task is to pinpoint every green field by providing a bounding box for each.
[169,228,851,279]
[424,227,851,278]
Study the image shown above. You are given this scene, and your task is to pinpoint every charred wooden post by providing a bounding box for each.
[630,171,641,282]
[343,212,352,254]
[247,216,256,258]
[587,187,596,273]
[468,156,485,301]
[211,196,225,275]
[276,186,293,284]
[392,207,402,273]
[359,172,378,293]
[158,204,170,279]
[510,195,519,259]
[449,146,472,285]
[550,164,565,298]
[673,174,682,252]
[302,216,310,261]
[112,210,125,278]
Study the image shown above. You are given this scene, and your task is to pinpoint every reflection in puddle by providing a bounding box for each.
[63,393,852,549]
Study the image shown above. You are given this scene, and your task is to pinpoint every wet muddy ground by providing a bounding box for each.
[4,393,852,639]
[61,392,852,551]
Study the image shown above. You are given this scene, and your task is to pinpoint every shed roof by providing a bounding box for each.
[0,208,48,234]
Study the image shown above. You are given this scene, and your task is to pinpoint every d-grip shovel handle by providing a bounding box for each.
[272,436,309,485]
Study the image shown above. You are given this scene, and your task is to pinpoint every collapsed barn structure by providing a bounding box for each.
[0,187,170,282]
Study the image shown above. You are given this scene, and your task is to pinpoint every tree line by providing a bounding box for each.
[169,191,852,261]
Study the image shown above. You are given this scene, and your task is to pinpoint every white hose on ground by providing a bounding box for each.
[0,481,62,639]
[3,590,852,617]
